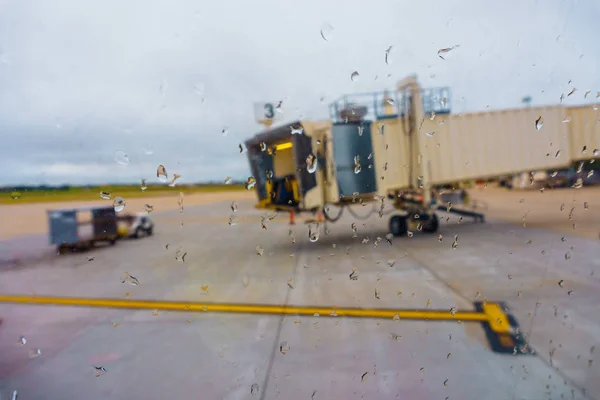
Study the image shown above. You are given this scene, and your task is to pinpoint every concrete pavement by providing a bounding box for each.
[0,187,598,399]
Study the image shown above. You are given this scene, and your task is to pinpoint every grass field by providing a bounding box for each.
[0,184,247,205]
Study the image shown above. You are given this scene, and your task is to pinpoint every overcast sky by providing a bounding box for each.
[0,0,598,186]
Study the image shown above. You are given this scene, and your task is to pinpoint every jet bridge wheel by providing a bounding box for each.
[421,213,439,233]
[389,215,408,237]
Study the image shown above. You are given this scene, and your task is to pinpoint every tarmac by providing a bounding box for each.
[0,185,598,400]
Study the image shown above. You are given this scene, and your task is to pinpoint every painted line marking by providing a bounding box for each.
[0,295,529,354]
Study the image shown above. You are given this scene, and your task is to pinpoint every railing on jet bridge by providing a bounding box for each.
[328,87,452,124]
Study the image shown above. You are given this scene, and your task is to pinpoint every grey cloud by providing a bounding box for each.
[1,0,599,185]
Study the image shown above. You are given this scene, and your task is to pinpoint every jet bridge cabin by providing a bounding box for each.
[245,121,324,212]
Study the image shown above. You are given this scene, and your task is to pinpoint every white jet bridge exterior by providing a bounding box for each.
[245,75,599,236]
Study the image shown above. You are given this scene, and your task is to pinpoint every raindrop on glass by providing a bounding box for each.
[354,156,362,174]
[224,176,232,184]
[572,178,583,189]
[320,23,334,41]
[562,117,571,123]
[29,348,42,359]
[309,225,320,242]
[350,71,360,82]
[290,125,304,135]
[114,150,130,165]
[594,149,599,157]
[358,126,364,136]
[256,245,264,256]
[407,231,414,238]
[231,201,238,212]
[535,116,543,131]
[157,164,168,182]
[100,191,111,200]
[245,176,257,190]
[260,142,267,151]
[144,204,154,213]
[251,383,259,396]
[142,146,154,155]
[306,154,318,173]
[452,235,459,249]
[113,197,126,212]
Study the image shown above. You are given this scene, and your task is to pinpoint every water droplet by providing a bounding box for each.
[593,149,599,157]
[572,178,583,189]
[251,383,259,396]
[174,248,187,262]
[320,23,334,41]
[555,150,561,158]
[306,154,318,173]
[354,156,361,174]
[387,259,396,267]
[430,112,436,121]
[279,341,290,354]
[178,192,184,214]
[425,131,436,137]
[11,390,18,400]
[113,197,126,212]
[144,204,154,213]
[256,245,264,256]
[446,202,452,212]
[221,127,229,137]
[565,252,571,260]
[350,71,360,82]
[228,215,238,226]
[584,202,589,210]
[290,124,304,135]
[157,165,168,182]
[114,150,130,165]
[551,171,558,178]
[260,142,267,151]
[142,146,154,155]
[384,45,393,65]
[245,177,256,190]
[309,225,320,242]
[407,231,414,238]
[358,126,364,136]
[122,272,140,286]
[440,97,447,107]
[443,379,449,386]
[452,235,459,249]
[437,45,459,60]
[587,170,595,179]
[100,191,111,200]
[224,176,232,184]
[562,117,571,123]
[29,348,42,359]
[568,88,577,97]
[168,173,182,187]
[447,353,452,359]
[535,116,544,131]
[19,336,27,345]
[349,269,359,280]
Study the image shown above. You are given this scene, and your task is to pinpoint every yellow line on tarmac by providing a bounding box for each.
[0,295,489,322]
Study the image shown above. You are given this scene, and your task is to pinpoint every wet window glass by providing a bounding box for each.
[0,1,599,399]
